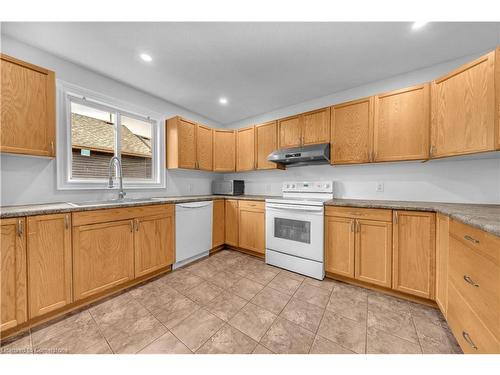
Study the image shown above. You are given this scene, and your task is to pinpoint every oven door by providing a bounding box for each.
[266,203,324,262]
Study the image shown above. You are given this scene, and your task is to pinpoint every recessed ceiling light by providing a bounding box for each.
[412,22,429,30]
[140,53,153,62]
[219,97,228,105]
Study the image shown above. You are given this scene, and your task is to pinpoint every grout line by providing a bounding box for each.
[88,309,115,354]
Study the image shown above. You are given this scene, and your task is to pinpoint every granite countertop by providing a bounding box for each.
[325,199,500,238]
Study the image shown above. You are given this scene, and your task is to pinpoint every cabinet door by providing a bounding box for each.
[255,121,278,170]
[331,97,373,164]
[374,84,430,161]
[1,218,27,332]
[238,205,265,254]
[224,200,239,247]
[1,55,55,157]
[278,115,302,148]
[355,219,392,288]
[324,216,355,277]
[134,211,175,278]
[197,125,213,171]
[73,220,135,301]
[431,51,496,158]
[236,126,255,171]
[302,107,331,146]
[213,129,236,172]
[393,211,436,299]
[435,213,449,316]
[27,214,72,319]
[178,118,197,169]
[212,200,225,248]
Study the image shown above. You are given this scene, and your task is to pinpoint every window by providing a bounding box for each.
[57,82,164,189]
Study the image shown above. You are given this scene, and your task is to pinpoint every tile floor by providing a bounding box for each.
[0,250,462,354]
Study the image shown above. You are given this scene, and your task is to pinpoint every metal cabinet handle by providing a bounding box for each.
[135,219,140,232]
[394,212,398,224]
[17,219,24,237]
[64,215,69,230]
[355,220,360,233]
[462,331,478,350]
[50,141,55,155]
[463,275,479,288]
[129,220,134,232]
[464,235,480,245]
[350,220,354,232]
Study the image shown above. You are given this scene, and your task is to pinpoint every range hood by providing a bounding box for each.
[267,143,330,167]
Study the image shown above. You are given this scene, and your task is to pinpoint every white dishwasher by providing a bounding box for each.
[174,200,213,269]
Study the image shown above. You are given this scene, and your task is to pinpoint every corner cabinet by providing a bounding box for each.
[196,124,213,171]
[0,218,27,332]
[1,54,56,157]
[431,49,499,158]
[213,129,236,172]
[435,213,449,316]
[255,121,280,170]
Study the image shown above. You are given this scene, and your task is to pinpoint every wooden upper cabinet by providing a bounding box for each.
[435,213,449,316]
[224,200,239,247]
[278,115,302,148]
[166,116,197,169]
[197,124,213,171]
[212,200,225,248]
[496,48,500,150]
[392,211,436,299]
[331,97,373,164]
[1,218,27,332]
[134,207,175,278]
[1,54,56,157]
[373,84,430,162]
[27,214,72,319]
[324,216,355,278]
[255,121,279,170]
[236,126,255,171]
[238,201,265,254]
[431,50,497,158]
[302,107,331,145]
[213,129,236,172]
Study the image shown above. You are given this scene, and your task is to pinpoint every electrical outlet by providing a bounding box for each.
[376,182,384,192]
[187,183,192,192]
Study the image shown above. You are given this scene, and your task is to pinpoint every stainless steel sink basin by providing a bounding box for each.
[67,198,156,207]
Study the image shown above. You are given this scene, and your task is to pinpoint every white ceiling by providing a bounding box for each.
[2,22,500,125]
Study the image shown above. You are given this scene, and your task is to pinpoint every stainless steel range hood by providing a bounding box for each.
[267,143,330,167]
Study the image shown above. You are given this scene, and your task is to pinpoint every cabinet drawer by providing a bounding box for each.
[238,200,265,211]
[447,282,499,354]
[72,204,173,226]
[450,220,500,266]
[449,236,500,341]
[325,206,392,222]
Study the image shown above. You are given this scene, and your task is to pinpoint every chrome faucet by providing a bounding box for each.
[108,156,126,200]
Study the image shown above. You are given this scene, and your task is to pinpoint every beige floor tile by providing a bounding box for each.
[366,327,422,354]
[229,303,277,341]
[368,292,411,314]
[367,308,419,344]
[309,335,355,354]
[303,277,335,291]
[129,282,180,312]
[184,282,224,305]
[164,269,204,293]
[229,277,265,300]
[0,332,32,354]
[186,260,219,279]
[294,283,331,308]
[197,325,257,354]
[412,315,461,354]
[171,308,225,352]
[332,281,369,302]
[267,273,303,296]
[327,291,367,322]
[205,291,247,321]
[277,269,306,282]
[138,331,192,354]
[76,340,113,354]
[317,310,367,354]
[260,317,315,354]
[409,302,447,327]
[250,286,291,315]
[153,294,200,329]
[244,267,280,285]
[280,298,325,333]
[252,344,274,354]
[208,270,243,289]
[90,295,151,331]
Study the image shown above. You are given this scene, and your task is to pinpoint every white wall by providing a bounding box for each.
[0,35,222,206]
[224,51,500,204]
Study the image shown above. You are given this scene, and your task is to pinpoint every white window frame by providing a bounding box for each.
[56,81,165,190]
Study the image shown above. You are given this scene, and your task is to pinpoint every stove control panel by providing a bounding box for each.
[282,181,333,193]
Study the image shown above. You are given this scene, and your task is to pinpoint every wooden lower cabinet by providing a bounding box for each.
[1,218,27,332]
[355,219,392,288]
[134,209,175,278]
[212,200,225,248]
[435,213,449,316]
[238,202,265,254]
[27,214,72,318]
[73,219,135,301]
[392,210,436,299]
[225,200,239,247]
[324,216,355,277]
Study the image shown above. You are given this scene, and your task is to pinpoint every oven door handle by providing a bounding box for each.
[266,203,324,213]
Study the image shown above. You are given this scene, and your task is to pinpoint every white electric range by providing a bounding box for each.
[265,181,333,280]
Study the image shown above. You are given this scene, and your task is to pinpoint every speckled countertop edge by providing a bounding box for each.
[1,195,498,238]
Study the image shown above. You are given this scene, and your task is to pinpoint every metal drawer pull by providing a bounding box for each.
[17,219,24,237]
[464,235,480,244]
[129,220,134,232]
[463,275,479,287]
[462,331,478,350]
[350,221,354,232]
[64,215,69,230]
